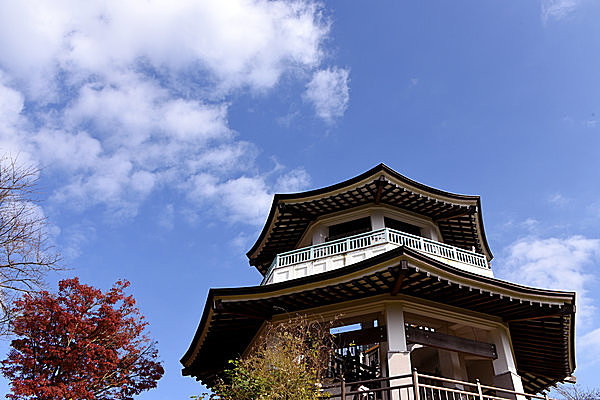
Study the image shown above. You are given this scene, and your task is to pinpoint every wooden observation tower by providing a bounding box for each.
[181,164,576,398]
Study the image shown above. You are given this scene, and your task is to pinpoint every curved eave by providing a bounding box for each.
[183,248,575,392]
[247,163,493,275]
[474,196,493,261]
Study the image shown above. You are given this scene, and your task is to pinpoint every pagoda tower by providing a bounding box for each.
[181,164,576,398]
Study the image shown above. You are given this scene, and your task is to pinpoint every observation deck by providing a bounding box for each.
[248,164,494,277]
[262,227,491,284]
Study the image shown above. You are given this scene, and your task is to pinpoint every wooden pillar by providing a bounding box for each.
[312,225,327,245]
[489,328,525,400]
[385,303,412,400]
[438,349,468,385]
[371,211,385,231]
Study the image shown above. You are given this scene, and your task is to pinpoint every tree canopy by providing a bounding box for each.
[195,317,335,400]
[1,278,164,400]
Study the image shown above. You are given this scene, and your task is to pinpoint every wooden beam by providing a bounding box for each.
[502,312,556,323]
[216,310,270,321]
[334,325,387,347]
[351,279,375,294]
[414,198,438,215]
[506,305,574,323]
[277,203,316,221]
[391,274,405,296]
[374,176,385,204]
[434,206,475,222]
[405,326,497,359]
[391,260,409,295]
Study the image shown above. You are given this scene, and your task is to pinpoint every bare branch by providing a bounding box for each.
[0,154,62,335]
[555,384,600,400]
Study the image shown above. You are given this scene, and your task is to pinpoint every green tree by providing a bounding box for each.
[195,317,335,400]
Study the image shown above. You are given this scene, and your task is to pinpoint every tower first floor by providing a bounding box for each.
[181,247,575,395]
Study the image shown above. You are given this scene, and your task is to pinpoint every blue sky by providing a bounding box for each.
[0,0,599,397]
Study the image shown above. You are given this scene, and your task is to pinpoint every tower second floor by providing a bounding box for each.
[246,164,494,284]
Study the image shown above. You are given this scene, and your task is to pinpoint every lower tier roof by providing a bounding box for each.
[181,247,575,393]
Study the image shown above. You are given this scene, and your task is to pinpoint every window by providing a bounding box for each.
[327,217,372,241]
[384,217,421,236]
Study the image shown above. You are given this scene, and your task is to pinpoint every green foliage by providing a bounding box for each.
[193,317,335,400]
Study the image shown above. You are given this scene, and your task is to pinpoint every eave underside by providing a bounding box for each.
[183,249,574,394]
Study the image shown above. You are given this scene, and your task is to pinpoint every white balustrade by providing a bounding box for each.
[263,228,490,284]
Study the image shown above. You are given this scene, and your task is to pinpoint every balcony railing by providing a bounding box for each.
[262,228,489,285]
[321,371,553,400]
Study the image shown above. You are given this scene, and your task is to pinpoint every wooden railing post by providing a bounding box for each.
[413,369,420,400]
[476,379,484,400]
[341,377,346,400]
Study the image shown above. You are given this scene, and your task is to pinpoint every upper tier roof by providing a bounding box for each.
[247,163,493,275]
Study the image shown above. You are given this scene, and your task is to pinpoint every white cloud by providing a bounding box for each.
[61,222,97,260]
[0,79,24,129]
[0,0,333,226]
[548,193,570,206]
[33,129,103,171]
[0,79,33,161]
[187,174,272,225]
[64,74,231,148]
[541,0,579,22]
[0,0,328,96]
[231,231,256,253]
[276,168,311,193]
[186,167,310,226]
[521,218,540,233]
[579,328,600,366]
[497,235,600,327]
[157,204,175,230]
[304,67,350,124]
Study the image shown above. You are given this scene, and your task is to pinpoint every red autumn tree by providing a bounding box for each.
[1,278,164,400]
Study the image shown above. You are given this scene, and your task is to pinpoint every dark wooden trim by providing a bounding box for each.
[278,203,316,221]
[374,176,385,204]
[405,326,498,359]
[507,314,566,323]
[391,260,409,295]
[434,207,474,222]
